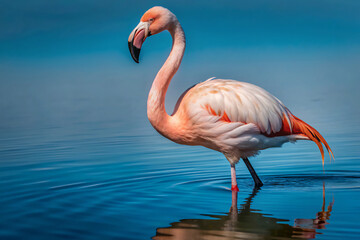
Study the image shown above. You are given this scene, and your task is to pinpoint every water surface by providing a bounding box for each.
[1,1,360,239]
[1,103,360,239]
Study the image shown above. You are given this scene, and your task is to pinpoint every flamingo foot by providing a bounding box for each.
[231,185,239,191]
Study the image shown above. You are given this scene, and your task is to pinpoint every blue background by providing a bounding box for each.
[1,1,360,239]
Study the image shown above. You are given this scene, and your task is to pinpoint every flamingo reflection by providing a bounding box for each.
[153,185,334,240]
[293,183,334,239]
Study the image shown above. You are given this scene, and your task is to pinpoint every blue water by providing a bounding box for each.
[1,69,360,239]
[1,1,360,239]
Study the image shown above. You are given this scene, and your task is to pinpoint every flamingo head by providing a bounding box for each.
[128,6,176,63]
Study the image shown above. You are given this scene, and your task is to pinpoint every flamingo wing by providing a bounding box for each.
[183,79,291,135]
[177,78,333,162]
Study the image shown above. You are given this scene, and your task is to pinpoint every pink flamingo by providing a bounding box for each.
[128,6,333,190]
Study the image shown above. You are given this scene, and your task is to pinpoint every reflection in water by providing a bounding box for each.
[153,184,334,240]
[293,184,334,239]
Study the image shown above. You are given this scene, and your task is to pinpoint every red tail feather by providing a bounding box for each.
[291,115,334,165]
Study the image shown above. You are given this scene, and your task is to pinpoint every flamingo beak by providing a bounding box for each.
[128,21,150,63]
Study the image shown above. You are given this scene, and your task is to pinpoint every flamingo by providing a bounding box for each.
[128,6,333,190]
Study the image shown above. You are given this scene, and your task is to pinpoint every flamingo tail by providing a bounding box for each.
[291,115,334,165]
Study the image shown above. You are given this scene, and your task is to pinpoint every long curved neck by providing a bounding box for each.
[147,21,185,137]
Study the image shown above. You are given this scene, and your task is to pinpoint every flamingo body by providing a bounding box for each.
[128,6,333,189]
[172,78,332,164]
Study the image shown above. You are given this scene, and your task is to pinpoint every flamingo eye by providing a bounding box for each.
[149,18,154,22]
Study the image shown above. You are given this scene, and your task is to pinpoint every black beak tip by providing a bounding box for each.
[128,41,140,63]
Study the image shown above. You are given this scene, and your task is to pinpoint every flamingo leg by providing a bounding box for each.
[243,157,263,187]
[230,164,239,191]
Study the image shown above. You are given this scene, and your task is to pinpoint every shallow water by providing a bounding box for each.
[1,57,360,239]
[1,1,360,239]
[1,95,360,240]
